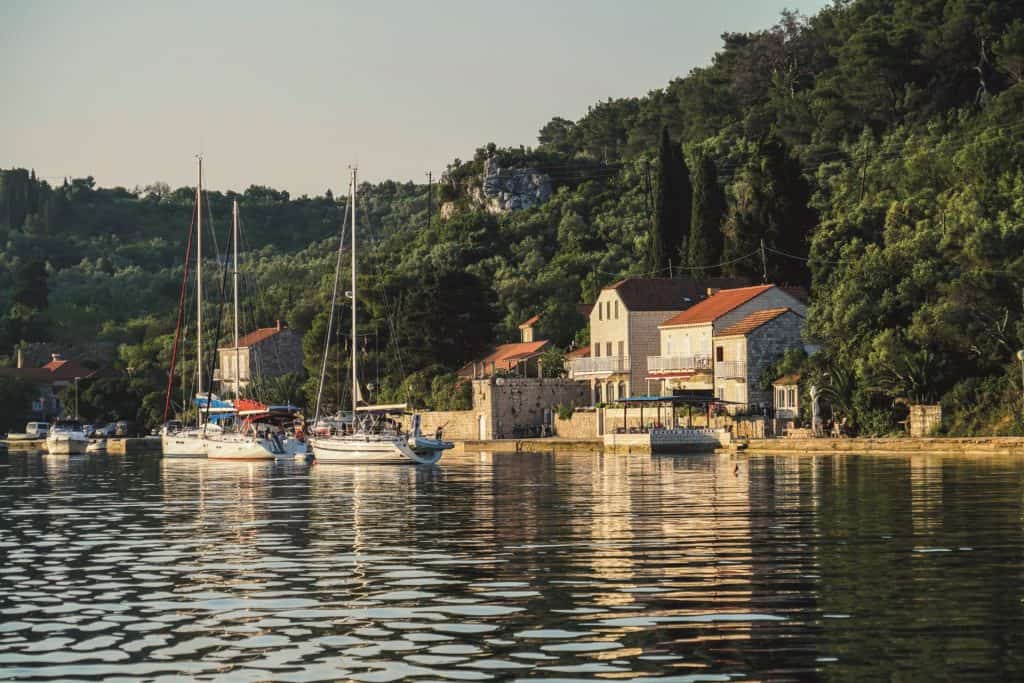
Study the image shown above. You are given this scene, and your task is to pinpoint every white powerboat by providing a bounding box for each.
[47,421,88,455]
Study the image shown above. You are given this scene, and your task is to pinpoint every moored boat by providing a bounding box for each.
[47,421,88,455]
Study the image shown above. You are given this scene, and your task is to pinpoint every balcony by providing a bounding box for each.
[647,355,713,374]
[715,361,747,379]
[569,355,630,377]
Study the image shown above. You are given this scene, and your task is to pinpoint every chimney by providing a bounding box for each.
[276,320,284,331]
[16,348,23,369]
[51,353,63,362]
[706,288,720,297]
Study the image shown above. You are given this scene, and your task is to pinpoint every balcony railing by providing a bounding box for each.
[647,355,713,374]
[569,355,630,376]
[715,361,747,379]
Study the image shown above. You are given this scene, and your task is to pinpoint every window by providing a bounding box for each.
[594,343,600,357]
[614,300,619,319]
[788,388,797,406]
[598,302,602,321]
[594,383,602,404]
[618,381,627,399]
[606,342,612,358]
[618,341,624,358]
[606,301,612,319]
[777,389,786,407]
[716,346,724,362]
[607,382,615,400]
[716,387,725,400]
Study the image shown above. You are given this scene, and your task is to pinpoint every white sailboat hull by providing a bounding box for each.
[161,432,279,460]
[162,433,208,458]
[311,434,440,465]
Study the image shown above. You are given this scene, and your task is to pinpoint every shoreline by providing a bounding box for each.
[455,436,1024,457]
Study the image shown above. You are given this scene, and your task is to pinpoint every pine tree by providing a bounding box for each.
[688,151,726,274]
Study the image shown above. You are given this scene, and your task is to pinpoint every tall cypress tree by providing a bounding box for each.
[688,151,726,274]
[648,127,691,275]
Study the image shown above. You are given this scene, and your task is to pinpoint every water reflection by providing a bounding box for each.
[0,451,1022,680]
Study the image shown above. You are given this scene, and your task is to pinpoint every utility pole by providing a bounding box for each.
[425,171,432,229]
[760,238,768,283]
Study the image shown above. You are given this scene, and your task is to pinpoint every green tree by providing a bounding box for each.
[12,260,48,310]
[648,127,692,274]
[688,151,726,273]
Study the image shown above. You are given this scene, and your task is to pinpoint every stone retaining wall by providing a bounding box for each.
[746,437,1024,456]
[554,410,597,439]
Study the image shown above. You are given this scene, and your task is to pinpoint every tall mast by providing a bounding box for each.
[232,199,240,397]
[350,167,358,418]
[196,156,204,410]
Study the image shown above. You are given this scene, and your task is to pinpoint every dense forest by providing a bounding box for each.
[4,0,1024,435]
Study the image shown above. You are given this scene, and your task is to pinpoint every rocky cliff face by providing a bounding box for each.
[476,157,552,214]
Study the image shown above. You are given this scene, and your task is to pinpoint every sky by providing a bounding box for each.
[1,0,831,196]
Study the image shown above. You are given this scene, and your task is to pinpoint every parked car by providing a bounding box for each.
[25,422,50,438]
[114,421,144,437]
[90,423,117,438]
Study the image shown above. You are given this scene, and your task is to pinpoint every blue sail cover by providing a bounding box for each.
[193,396,235,413]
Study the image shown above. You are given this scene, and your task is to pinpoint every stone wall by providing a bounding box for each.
[252,329,304,380]
[909,404,942,437]
[400,410,480,440]
[477,378,589,439]
[400,378,590,441]
[739,311,805,408]
[554,409,597,439]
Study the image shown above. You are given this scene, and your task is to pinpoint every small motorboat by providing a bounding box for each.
[86,439,107,454]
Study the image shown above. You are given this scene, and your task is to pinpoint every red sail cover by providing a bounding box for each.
[234,398,269,416]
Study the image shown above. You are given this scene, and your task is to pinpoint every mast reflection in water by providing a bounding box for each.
[0,450,1022,680]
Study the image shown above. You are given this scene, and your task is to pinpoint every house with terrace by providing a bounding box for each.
[569,277,748,404]
[647,284,807,409]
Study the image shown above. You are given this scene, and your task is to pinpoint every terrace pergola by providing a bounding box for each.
[609,394,743,432]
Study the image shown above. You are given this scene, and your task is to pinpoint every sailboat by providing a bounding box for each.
[161,159,280,461]
[309,168,452,465]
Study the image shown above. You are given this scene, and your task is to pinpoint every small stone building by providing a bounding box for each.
[772,374,801,420]
[216,320,303,395]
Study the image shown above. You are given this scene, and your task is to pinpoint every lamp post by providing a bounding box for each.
[74,376,80,422]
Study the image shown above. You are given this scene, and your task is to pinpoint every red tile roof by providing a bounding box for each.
[565,345,590,359]
[0,358,95,383]
[659,285,775,327]
[716,307,799,337]
[603,277,750,311]
[457,340,550,377]
[234,327,284,348]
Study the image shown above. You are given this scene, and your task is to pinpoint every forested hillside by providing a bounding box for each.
[4,0,1024,434]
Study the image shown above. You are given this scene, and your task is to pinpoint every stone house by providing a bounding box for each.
[458,316,550,379]
[713,308,806,411]
[215,320,303,395]
[647,284,807,402]
[569,277,747,404]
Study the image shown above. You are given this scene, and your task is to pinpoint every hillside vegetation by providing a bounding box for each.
[4,0,1024,434]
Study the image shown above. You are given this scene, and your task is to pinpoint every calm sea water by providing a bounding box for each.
[1,450,1023,681]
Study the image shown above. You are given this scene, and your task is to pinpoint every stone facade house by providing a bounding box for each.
[648,285,807,404]
[570,277,747,404]
[713,308,806,411]
[216,320,303,395]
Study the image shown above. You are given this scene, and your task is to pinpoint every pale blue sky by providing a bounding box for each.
[1,0,830,196]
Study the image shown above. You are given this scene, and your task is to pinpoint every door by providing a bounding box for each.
[478,414,486,440]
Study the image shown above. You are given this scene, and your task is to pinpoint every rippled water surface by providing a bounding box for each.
[1,450,1023,681]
